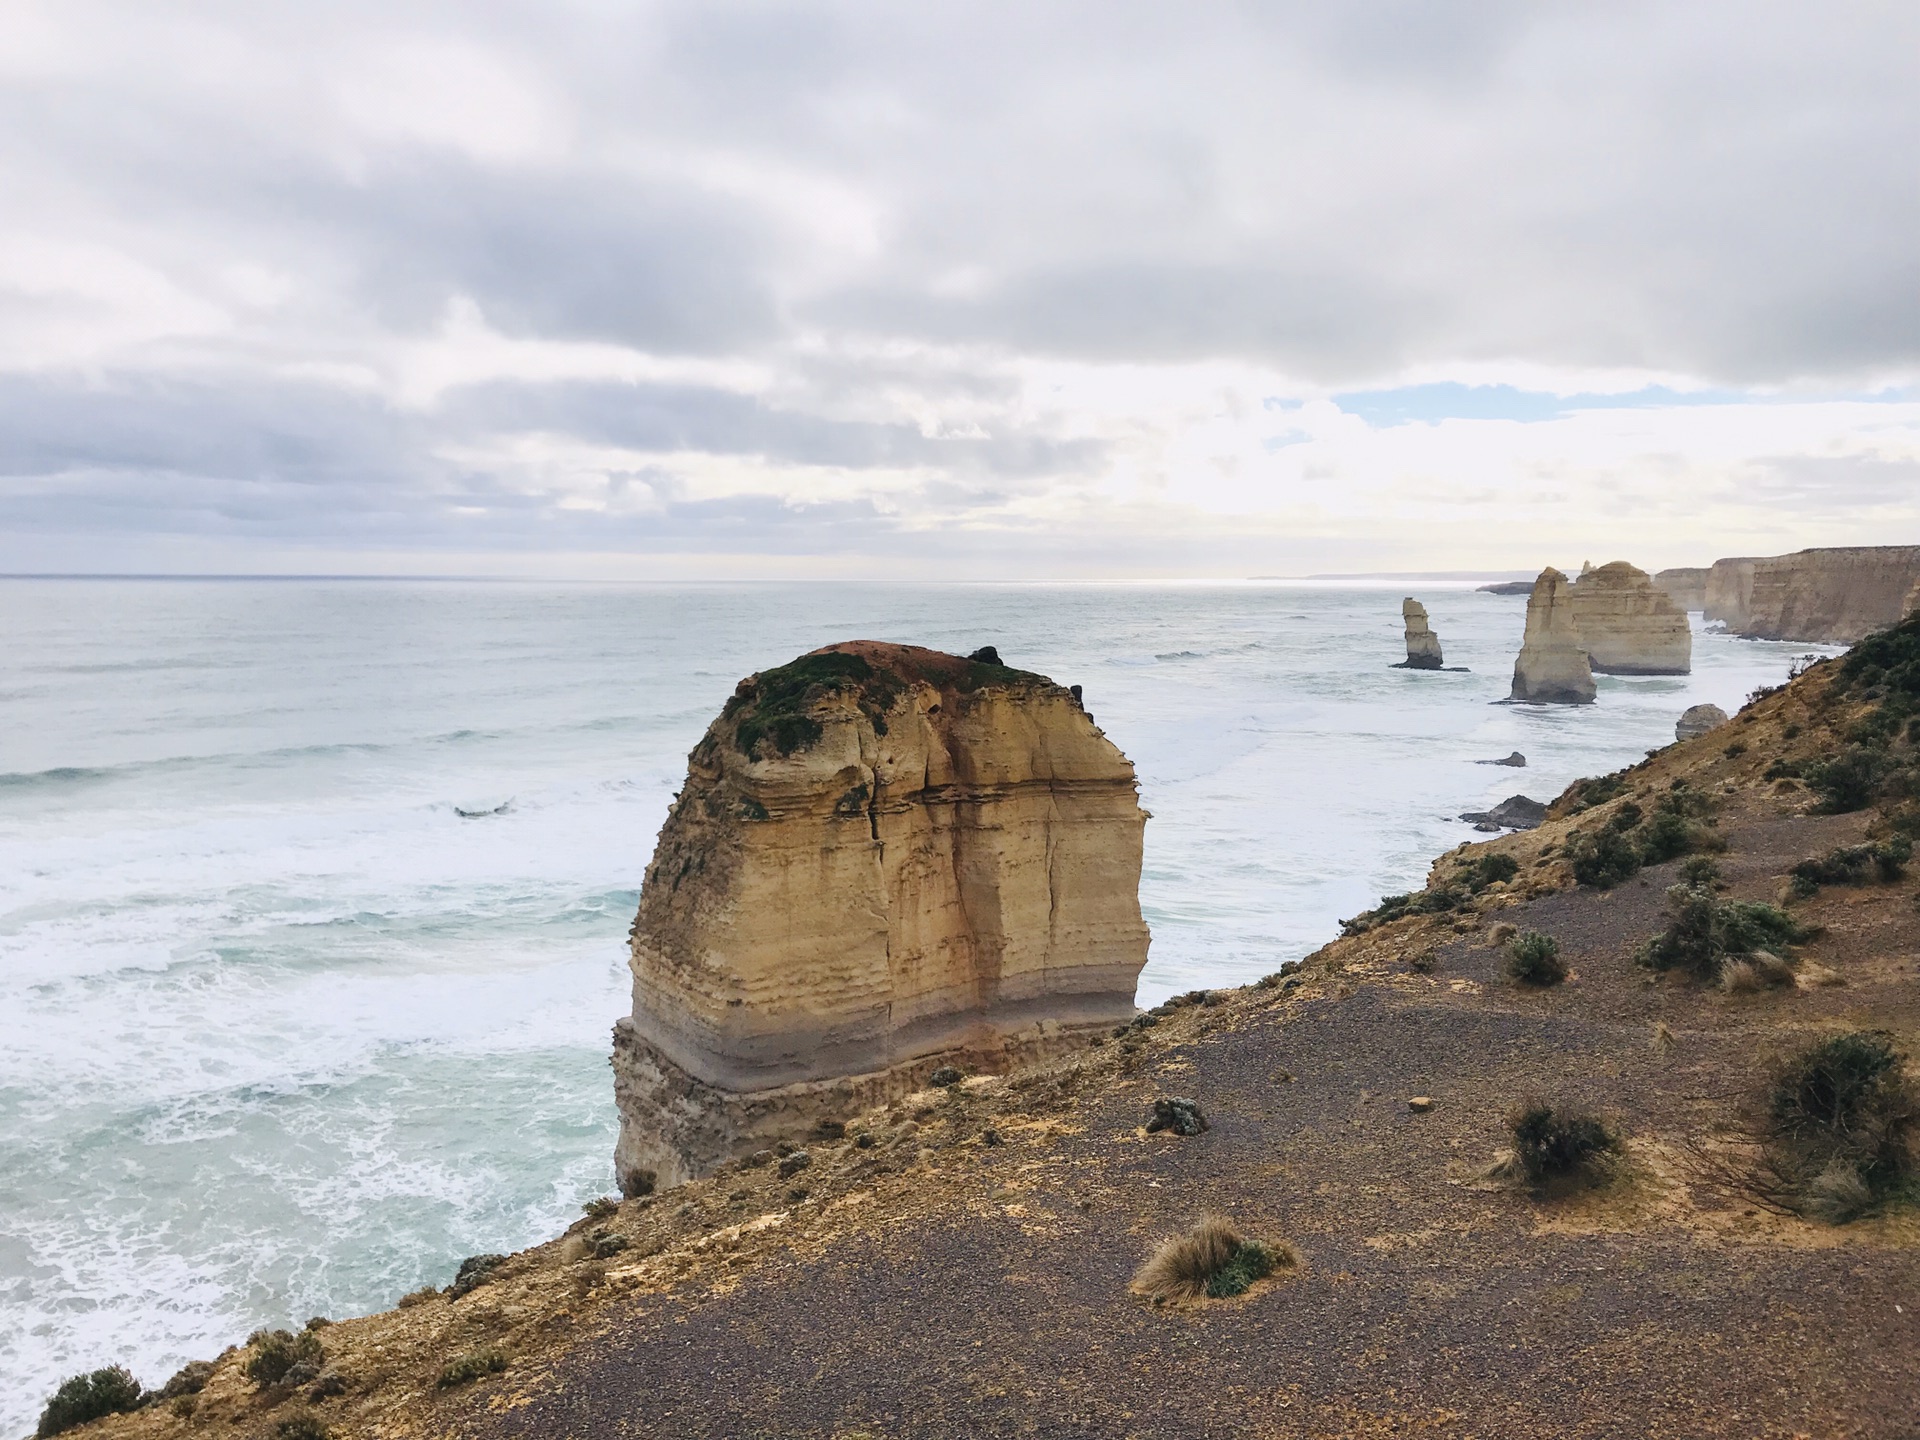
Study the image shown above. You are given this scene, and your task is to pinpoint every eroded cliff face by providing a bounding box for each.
[614,641,1149,1189]
[1569,561,1691,674]
[1739,547,1920,644]
[1509,567,1595,704]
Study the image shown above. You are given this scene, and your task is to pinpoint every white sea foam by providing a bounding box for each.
[0,579,1830,1432]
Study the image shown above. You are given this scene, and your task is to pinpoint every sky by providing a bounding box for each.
[2,0,1918,579]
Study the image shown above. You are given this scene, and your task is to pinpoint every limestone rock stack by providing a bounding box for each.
[1568,561,1692,674]
[1396,598,1444,669]
[1705,558,1759,630]
[1654,567,1710,611]
[1509,568,1596,704]
[612,642,1150,1190]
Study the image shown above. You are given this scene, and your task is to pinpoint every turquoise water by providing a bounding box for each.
[0,579,1825,1425]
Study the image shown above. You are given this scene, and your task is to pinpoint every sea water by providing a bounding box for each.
[0,578,1829,1424]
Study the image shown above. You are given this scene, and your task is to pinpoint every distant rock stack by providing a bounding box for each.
[1395,598,1444,669]
[1675,703,1728,741]
[1568,561,1692,674]
[612,642,1150,1191]
[1654,567,1710,612]
[1509,568,1596,704]
[1705,558,1759,630]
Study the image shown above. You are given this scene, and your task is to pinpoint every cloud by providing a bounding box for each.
[0,0,1917,574]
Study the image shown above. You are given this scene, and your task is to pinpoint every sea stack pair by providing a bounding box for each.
[1510,561,1692,703]
[612,642,1151,1191]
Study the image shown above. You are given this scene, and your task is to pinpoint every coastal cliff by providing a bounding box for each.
[613,642,1149,1189]
[1568,561,1691,674]
[1740,546,1920,643]
[56,621,1920,1440]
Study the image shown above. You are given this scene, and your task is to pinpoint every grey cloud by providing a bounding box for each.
[2,0,1918,564]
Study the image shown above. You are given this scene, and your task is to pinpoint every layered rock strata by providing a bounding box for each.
[1509,568,1596,704]
[1568,561,1692,674]
[1654,567,1710,611]
[1675,703,1728,741]
[1739,546,1920,644]
[1395,598,1444,669]
[613,642,1150,1190]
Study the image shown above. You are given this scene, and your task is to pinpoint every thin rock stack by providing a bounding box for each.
[1394,598,1445,670]
[1509,568,1596,704]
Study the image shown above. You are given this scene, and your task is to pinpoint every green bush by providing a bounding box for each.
[1638,884,1805,982]
[1788,836,1913,897]
[1504,931,1566,986]
[244,1328,324,1387]
[1767,1031,1918,1221]
[1509,1104,1621,1188]
[1339,885,1463,935]
[1562,773,1627,812]
[1679,855,1723,888]
[273,1414,332,1440]
[1457,852,1521,892]
[1568,825,1642,889]
[437,1347,508,1388]
[1805,745,1894,813]
[36,1367,144,1438]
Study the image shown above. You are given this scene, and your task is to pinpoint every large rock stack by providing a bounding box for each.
[1395,598,1444,669]
[612,642,1150,1190]
[1568,561,1692,674]
[1654,567,1710,611]
[1705,557,1759,630]
[1509,568,1596,704]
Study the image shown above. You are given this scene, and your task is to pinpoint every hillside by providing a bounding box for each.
[61,620,1920,1440]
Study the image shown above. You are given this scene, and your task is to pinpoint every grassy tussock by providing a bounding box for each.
[1129,1215,1294,1304]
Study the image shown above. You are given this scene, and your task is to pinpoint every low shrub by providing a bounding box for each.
[36,1367,144,1438]
[1805,745,1894,813]
[1638,884,1805,983]
[1456,852,1520,893]
[437,1347,508,1388]
[244,1328,324,1388]
[1679,855,1723,888]
[1788,837,1913,897]
[1508,1103,1621,1190]
[1568,825,1642,889]
[1129,1215,1293,1304]
[1504,931,1565,986]
[447,1253,507,1299]
[581,1195,619,1220]
[1340,885,1463,935]
[1766,1031,1918,1222]
[1562,773,1627,813]
[157,1360,214,1401]
[273,1413,332,1440]
[1764,758,1805,781]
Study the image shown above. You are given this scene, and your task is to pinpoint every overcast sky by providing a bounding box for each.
[3,1,1917,578]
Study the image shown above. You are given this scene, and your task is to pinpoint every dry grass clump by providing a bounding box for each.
[1129,1215,1294,1304]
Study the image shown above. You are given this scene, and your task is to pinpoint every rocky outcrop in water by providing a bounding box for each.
[1395,598,1444,669]
[1459,795,1549,830]
[1738,546,1920,644]
[1654,567,1710,611]
[612,641,1150,1190]
[1568,561,1691,674]
[1675,703,1728,740]
[1508,568,1596,704]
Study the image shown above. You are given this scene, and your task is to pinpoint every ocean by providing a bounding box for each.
[0,578,1828,1425]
